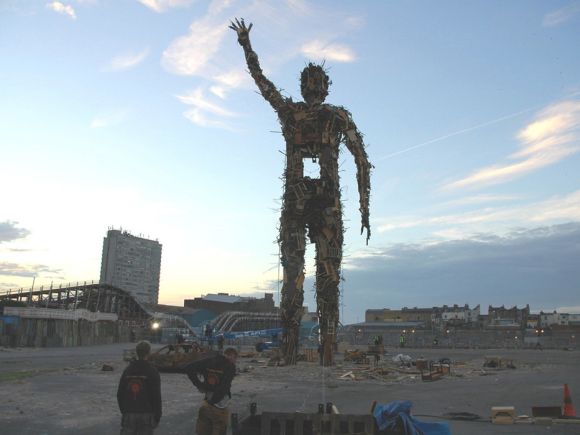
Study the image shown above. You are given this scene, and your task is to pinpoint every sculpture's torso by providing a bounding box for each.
[279,102,346,199]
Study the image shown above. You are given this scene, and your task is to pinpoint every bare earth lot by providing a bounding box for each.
[1,344,579,434]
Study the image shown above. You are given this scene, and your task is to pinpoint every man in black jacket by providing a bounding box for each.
[117,341,162,434]
[186,347,238,435]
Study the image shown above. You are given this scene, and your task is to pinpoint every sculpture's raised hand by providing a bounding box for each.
[229,18,253,46]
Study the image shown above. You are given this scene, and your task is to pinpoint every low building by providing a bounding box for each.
[487,304,530,329]
[526,314,540,329]
[539,311,580,327]
[184,292,276,315]
[439,304,481,328]
[366,307,434,327]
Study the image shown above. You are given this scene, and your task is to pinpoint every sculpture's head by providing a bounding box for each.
[300,63,331,105]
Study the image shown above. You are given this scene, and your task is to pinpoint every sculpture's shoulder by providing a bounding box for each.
[330,105,352,120]
[323,104,353,128]
[277,99,299,118]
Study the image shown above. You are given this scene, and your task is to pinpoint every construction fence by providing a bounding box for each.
[342,328,578,350]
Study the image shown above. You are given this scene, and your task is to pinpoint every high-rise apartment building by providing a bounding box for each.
[99,229,162,305]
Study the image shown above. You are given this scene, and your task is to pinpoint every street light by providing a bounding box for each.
[152,322,160,330]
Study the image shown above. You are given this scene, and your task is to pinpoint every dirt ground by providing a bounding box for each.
[1,343,579,434]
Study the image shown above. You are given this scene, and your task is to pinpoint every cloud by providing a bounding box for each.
[542,3,580,27]
[300,40,356,63]
[0,262,62,278]
[138,0,197,13]
[162,14,228,76]
[439,194,522,208]
[210,86,227,99]
[106,48,149,71]
[442,100,580,191]
[554,305,580,314]
[46,1,76,19]
[90,109,128,128]
[177,87,238,129]
[0,221,30,243]
[339,222,580,322]
[285,0,312,15]
[0,281,22,291]
[377,189,580,234]
[208,70,250,99]
[377,105,537,162]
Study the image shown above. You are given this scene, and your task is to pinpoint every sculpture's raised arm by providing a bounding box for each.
[340,109,373,244]
[230,18,286,112]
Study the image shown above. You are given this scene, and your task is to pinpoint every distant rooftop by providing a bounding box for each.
[202,293,248,303]
[154,304,200,315]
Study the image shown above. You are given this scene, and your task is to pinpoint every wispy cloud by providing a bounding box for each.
[208,70,249,99]
[0,221,30,243]
[377,190,580,234]
[138,0,197,13]
[0,262,62,278]
[542,3,580,27]
[210,86,227,99]
[176,87,237,129]
[90,109,128,128]
[46,1,76,19]
[162,12,228,76]
[301,40,356,63]
[0,281,22,292]
[554,305,580,314]
[440,194,522,208]
[442,100,580,191]
[106,48,149,72]
[378,106,537,162]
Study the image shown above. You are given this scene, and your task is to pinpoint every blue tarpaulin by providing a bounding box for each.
[373,401,451,435]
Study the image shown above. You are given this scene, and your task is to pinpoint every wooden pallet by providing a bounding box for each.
[258,412,375,435]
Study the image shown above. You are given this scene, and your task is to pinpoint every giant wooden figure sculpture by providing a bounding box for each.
[231,19,372,365]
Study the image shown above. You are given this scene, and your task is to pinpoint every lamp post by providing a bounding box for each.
[151,321,160,343]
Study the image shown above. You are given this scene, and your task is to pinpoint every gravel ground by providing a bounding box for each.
[1,344,579,434]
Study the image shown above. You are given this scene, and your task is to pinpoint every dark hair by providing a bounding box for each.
[136,340,151,359]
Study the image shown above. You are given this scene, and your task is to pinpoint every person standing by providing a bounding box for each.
[117,341,162,435]
[186,348,238,435]
[399,334,406,348]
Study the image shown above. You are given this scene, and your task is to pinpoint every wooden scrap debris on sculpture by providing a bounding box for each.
[231,19,373,366]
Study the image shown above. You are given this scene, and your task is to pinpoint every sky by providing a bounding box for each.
[1,0,580,324]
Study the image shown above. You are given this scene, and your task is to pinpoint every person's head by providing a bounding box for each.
[300,63,331,105]
[223,347,238,365]
[136,340,151,360]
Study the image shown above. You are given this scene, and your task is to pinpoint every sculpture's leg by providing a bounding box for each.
[279,215,306,365]
[315,206,343,366]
